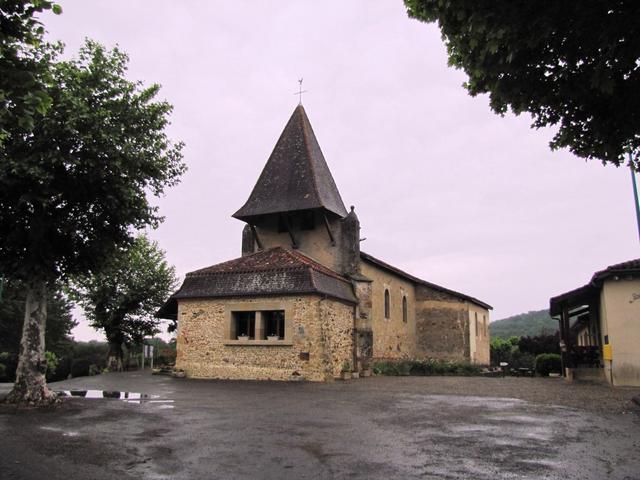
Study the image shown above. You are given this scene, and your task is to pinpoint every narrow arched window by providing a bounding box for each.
[402,296,408,323]
[475,312,478,337]
[384,289,390,319]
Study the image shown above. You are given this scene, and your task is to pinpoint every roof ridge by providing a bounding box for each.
[360,250,492,310]
[188,265,308,278]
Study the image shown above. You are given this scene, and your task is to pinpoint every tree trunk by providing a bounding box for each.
[5,281,58,406]
[107,338,124,372]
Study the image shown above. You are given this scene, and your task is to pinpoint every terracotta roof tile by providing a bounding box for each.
[157,247,356,319]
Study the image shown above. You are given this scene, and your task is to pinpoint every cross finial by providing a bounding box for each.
[294,78,307,105]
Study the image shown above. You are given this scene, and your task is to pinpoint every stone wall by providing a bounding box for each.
[414,284,470,362]
[247,212,346,273]
[360,261,417,360]
[175,295,354,381]
[468,303,490,365]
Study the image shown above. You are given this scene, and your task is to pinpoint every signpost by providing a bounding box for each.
[141,344,154,370]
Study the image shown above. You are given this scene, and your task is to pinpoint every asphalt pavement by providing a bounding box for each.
[1,372,639,480]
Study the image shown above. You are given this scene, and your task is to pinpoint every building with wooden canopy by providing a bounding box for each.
[550,259,640,386]
[158,105,492,381]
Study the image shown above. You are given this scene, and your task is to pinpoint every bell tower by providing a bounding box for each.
[234,105,358,275]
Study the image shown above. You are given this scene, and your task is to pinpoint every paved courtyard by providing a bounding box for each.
[1,373,639,480]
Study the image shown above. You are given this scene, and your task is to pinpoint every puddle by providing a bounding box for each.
[57,390,174,406]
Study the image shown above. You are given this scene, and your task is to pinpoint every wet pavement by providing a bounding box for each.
[1,372,639,479]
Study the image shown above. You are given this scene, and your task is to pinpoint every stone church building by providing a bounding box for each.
[158,105,491,381]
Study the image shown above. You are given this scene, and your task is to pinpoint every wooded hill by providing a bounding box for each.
[490,309,558,339]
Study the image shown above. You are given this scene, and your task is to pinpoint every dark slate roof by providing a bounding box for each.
[233,105,348,221]
[157,247,356,319]
[549,258,640,315]
[360,251,493,310]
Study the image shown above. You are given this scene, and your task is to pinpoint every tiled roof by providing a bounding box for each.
[549,258,640,315]
[360,251,493,310]
[591,258,640,282]
[233,105,348,221]
[157,247,356,319]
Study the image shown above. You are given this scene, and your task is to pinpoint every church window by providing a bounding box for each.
[263,310,285,339]
[402,296,408,323]
[233,311,255,339]
[475,312,478,337]
[384,289,390,319]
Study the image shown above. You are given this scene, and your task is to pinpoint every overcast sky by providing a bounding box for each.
[43,1,638,342]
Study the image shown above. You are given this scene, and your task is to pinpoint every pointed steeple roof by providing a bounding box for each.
[233,105,348,221]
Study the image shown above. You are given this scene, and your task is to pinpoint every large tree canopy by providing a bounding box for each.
[0,1,61,144]
[405,0,640,168]
[1,40,185,405]
[71,235,178,371]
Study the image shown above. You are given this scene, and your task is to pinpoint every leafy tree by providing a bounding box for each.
[405,1,640,168]
[490,309,557,339]
[518,333,560,356]
[0,1,61,144]
[71,235,178,371]
[0,40,185,405]
[0,278,76,382]
[489,336,519,367]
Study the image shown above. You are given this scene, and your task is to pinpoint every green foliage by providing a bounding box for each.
[147,337,177,366]
[489,336,519,367]
[0,1,62,144]
[490,310,557,339]
[518,334,560,356]
[405,1,640,168]
[0,39,186,286]
[71,235,178,356]
[535,353,562,376]
[56,341,109,380]
[491,335,559,370]
[44,350,58,380]
[372,359,483,376]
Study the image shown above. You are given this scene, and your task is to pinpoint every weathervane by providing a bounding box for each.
[294,78,307,104]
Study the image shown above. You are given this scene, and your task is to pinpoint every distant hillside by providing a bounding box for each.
[490,309,558,339]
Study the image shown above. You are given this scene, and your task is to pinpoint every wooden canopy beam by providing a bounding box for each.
[322,213,335,246]
[281,214,298,249]
[249,224,264,251]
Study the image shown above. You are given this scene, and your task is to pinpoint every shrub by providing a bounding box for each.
[88,364,101,376]
[509,351,536,369]
[70,359,92,378]
[372,361,398,375]
[535,353,562,376]
[44,351,59,380]
[373,359,482,376]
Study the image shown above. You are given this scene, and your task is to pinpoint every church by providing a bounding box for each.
[158,105,492,381]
